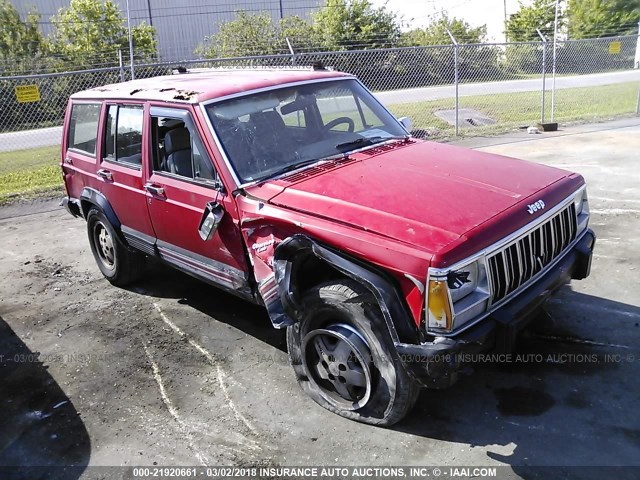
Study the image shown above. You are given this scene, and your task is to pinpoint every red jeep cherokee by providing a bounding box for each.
[61,67,595,426]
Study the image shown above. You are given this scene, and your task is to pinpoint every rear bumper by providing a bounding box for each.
[61,196,82,218]
[397,228,596,388]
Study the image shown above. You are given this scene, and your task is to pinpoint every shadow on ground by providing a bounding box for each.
[0,315,90,479]
[395,288,640,479]
[127,260,286,352]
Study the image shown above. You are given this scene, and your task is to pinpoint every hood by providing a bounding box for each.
[249,140,574,255]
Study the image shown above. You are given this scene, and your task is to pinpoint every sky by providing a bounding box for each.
[370,0,531,42]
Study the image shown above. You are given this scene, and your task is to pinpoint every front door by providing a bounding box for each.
[144,106,250,296]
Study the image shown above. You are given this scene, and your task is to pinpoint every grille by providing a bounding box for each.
[487,203,577,304]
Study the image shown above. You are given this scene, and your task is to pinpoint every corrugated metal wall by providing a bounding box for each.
[13,0,324,60]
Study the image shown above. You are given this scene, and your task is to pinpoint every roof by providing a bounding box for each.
[70,68,352,104]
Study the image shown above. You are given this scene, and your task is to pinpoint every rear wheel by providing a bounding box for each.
[86,208,145,286]
[287,280,419,426]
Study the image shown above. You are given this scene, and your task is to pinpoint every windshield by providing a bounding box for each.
[205,78,408,185]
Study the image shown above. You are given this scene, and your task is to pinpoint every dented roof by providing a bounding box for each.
[70,68,352,104]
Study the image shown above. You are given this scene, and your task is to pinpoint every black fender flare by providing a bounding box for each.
[80,187,122,232]
[272,234,420,345]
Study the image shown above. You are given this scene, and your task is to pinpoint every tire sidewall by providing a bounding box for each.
[288,281,412,425]
[87,209,120,280]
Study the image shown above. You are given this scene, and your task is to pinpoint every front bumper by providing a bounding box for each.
[397,228,596,388]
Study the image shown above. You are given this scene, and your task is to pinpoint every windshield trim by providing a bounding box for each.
[199,76,410,190]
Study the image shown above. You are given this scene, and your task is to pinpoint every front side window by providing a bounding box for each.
[150,115,217,184]
[68,103,101,155]
[104,105,143,166]
[205,78,407,184]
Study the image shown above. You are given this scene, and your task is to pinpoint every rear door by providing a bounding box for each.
[62,101,102,199]
[144,106,250,295]
[97,102,156,246]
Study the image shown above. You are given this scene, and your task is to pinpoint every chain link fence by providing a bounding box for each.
[1,34,639,153]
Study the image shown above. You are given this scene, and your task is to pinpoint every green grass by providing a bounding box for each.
[388,81,639,138]
[0,145,62,204]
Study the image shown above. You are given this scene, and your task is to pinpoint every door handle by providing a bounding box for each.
[97,169,113,181]
[64,157,73,165]
[145,183,165,197]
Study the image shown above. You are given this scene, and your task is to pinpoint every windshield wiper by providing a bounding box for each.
[259,159,322,181]
[335,135,408,153]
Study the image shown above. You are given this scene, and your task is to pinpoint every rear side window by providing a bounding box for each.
[68,103,101,155]
[104,105,144,166]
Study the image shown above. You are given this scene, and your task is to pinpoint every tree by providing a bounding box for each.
[197,11,279,58]
[312,0,401,50]
[279,15,322,53]
[0,1,46,61]
[567,0,640,39]
[505,0,563,42]
[196,12,320,58]
[50,0,156,68]
[197,1,401,58]
[401,13,488,45]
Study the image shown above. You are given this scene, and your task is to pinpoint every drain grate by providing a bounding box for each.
[434,108,496,127]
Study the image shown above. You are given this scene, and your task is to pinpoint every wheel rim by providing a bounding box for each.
[93,221,115,269]
[302,323,373,411]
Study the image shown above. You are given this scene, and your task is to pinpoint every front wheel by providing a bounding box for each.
[287,280,419,426]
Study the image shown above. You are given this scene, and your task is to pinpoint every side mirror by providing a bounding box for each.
[398,116,413,132]
[198,201,224,240]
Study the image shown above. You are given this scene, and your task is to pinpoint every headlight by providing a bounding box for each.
[573,187,590,232]
[427,260,489,333]
[574,189,586,215]
[448,262,478,302]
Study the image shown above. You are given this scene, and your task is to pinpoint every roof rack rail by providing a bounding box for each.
[171,64,333,75]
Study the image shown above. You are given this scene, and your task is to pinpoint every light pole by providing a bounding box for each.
[125,0,135,80]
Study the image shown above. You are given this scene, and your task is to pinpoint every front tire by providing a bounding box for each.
[287,280,419,426]
[86,208,145,287]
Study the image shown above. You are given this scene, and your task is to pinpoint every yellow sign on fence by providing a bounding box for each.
[15,84,41,103]
[608,41,622,55]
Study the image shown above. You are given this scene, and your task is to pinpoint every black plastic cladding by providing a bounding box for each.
[80,187,121,230]
[272,234,420,345]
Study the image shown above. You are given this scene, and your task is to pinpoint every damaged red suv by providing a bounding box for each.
[61,67,595,425]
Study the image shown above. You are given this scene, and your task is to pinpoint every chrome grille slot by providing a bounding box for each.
[487,203,577,304]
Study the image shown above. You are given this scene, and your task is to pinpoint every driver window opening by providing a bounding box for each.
[151,116,216,183]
